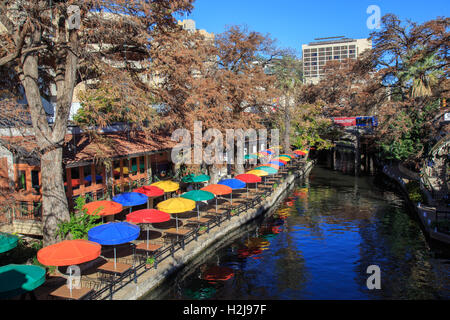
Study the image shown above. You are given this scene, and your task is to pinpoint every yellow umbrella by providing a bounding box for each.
[247,170,268,177]
[279,156,291,162]
[156,197,195,231]
[114,167,129,175]
[151,181,180,193]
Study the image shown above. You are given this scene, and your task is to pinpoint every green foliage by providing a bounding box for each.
[405,181,426,204]
[146,257,155,265]
[57,196,102,241]
[379,101,440,164]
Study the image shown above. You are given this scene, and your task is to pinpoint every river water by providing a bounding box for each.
[143,166,450,300]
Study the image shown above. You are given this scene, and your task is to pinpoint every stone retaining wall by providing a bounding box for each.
[109,161,314,300]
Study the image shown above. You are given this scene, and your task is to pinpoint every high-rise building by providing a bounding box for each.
[302,36,372,84]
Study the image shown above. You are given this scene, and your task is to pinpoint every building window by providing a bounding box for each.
[17,170,26,190]
[31,170,40,194]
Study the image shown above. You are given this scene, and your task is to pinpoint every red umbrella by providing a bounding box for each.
[133,186,164,198]
[272,159,288,165]
[83,201,123,217]
[126,209,171,249]
[64,179,81,188]
[37,239,101,267]
[133,186,165,209]
[235,174,262,198]
[201,184,233,213]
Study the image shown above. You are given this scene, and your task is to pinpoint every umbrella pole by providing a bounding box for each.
[114,247,117,269]
[216,198,218,214]
[247,186,249,198]
[147,228,149,249]
[197,204,200,220]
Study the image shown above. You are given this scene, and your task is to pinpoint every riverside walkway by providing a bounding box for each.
[34,159,314,300]
[382,163,450,246]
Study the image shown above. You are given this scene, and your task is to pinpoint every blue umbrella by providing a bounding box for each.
[269,161,285,167]
[88,222,140,268]
[112,192,148,213]
[263,150,273,155]
[84,175,103,183]
[218,179,246,204]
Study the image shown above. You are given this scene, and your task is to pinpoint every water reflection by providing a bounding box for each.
[143,167,450,300]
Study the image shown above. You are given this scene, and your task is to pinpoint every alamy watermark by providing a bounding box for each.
[170,121,280,166]
[366,265,381,290]
[366,5,381,30]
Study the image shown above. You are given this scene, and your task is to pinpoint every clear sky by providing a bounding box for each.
[176,0,449,57]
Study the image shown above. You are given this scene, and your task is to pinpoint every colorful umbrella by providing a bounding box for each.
[88,222,140,268]
[181,174,210,184]
[200,184,233,213]
[126,209,171,249]
[235,174,262,197]
[278,156,291,162]
[259,163,279,170]
[0,232,19,254]
[151,180,180,195]
[84,175,103,183]
[181,190,215,219]
[218,179,246,204]
[269,160,286,166]
[37,239,101,267]
[254,166,278,175]
[262,150,273,155]
[113,167,129,175]
[247,169,270,187]
[83,200,123,217]
[133,185,164,208]
[279,154,293,159]
[112,192,148,213]
[133,186,164,198]
[246,170,269,177]
[0,264,46,299]
[156,198,196,231]
[244,154,258,160]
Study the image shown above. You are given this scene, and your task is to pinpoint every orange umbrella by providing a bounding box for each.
[37,239,101,267]
[201,184,232,213]
[83,201,123,217]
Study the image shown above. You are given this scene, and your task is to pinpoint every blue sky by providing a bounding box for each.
[177,0,449,57]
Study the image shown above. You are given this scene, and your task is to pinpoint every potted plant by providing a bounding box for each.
[145,257,155,269]
[198,226,208,234]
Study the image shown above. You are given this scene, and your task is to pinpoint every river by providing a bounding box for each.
[142,166,450,300]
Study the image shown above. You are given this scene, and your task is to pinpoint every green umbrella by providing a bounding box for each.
[0,264,46,299]
[255,166,278,175]
[181,190,215,219]
[182,174,210,184]
[0,232,19,253]
[244,154,258,160]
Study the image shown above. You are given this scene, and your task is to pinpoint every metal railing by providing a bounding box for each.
[86,164,299,300]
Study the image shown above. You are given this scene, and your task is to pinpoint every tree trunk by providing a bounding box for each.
[283,97,291,152]
[40,147,70,245]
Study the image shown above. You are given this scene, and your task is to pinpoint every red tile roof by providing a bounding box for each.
[1,131,177,166]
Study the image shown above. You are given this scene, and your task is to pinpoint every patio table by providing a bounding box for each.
[49,284,93,300]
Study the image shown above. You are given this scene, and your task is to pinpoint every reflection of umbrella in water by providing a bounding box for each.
[0,264,46,299]
[88,222,140,269]
[0,232,19,253]
[183,280,217,300]
[202,266,234,282]
[245,238,270,251]
[237,247,263,259]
